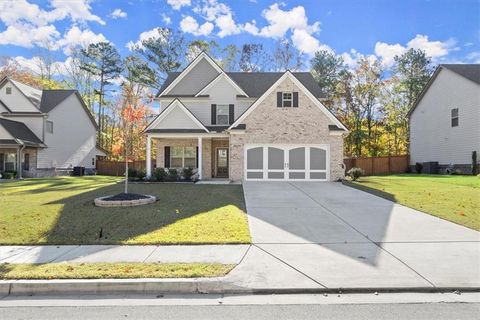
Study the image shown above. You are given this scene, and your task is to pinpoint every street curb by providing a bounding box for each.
[1,279,479,296]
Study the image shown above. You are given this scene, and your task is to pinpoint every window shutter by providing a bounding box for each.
[293,92,299,108]
[277,92,282,107]
[196,146,199,168]
[211,104,217,124]
[164,146,170,168]
[229,104,234,124]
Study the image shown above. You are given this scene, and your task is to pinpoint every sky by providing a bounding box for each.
[0,0,479,75]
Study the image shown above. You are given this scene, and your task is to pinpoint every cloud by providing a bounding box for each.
[110,8,127,19]
[13,55,73,76]
[375,34,457,68]
[56,26,108,55]
[0,24,59,48]
[126,28,165,50]
[49,0,105,25]
[194,0,240,37]
[216,13,240,37]
[291,29,330,56]
[180,16,214,36]
[466,51,480,63]
[167,0,191,10]
[161,13,172,25]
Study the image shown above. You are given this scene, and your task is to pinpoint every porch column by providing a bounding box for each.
[17,146,22,179]
[198,136,203,180]
[146,135,152,178]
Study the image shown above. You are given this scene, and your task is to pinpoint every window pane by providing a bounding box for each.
[171,147,183,157]
[217,105,229,115]
[171,157,182,167]
[217,114,229,125]
[283,92,292,100]
[451,108,458,117]
[184,147,196,157]
[5,153,16,171]
[452,118,459,127]
[184,157,196,168]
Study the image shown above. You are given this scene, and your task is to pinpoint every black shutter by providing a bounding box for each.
[164,146,170,168]
[293,92,299,108]
[277,92,282,107]
[211,104,217,124]
[196,146,199,168]
[229,104,234,124]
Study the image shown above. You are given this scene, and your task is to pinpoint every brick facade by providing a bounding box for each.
[229,77,346,182]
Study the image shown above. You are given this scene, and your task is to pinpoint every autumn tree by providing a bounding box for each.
[273,38,303,71]
[239,44,271,72]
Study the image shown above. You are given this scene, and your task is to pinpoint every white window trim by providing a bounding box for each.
[282,92,293,107]
[170,146,197,168]
[216,104,230,125]
[5,87,12,95]
[46,120,54,134]
[451,108,459,127]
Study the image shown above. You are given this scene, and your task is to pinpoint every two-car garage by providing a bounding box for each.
[245,144,330,181]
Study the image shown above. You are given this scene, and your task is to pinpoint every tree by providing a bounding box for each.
[273,38,303,71]
[133,28,186,89]
[219,44,239,71]
[393,48,433,110]
[310,50,346,108]
[239,44,271,72]
[80,42,123,147]
[64,47,96,111]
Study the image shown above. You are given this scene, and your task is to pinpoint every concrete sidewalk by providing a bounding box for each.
[0,245,250,264]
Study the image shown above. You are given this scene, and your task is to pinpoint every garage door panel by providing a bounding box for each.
[310,147,327,170]
[268,172,284,179]
[247,147,263,170]
[310,172,327,180]
[268,147,284,170]
[289,172,306,179]
[289,147,305,170]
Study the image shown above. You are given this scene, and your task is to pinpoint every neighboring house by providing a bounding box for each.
[408,64,480,174]
[0,77,106,178]
[144,52,348,182]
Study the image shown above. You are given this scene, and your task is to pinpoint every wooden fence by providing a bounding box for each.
[344,155,409,176]
[96,159,155,176]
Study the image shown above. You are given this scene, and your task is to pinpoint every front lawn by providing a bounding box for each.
[0,262,234,279]
[345,174,479,230]
[0,176,251,245]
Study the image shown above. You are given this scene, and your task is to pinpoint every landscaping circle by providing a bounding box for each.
[94,193,156,207]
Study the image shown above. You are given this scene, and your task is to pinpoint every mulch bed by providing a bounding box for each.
[101,193,150,201]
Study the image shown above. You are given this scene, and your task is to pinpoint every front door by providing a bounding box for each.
[216,148,229,178]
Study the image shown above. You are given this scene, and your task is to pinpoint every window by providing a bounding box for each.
[282,92,292,107]
[451,108,459,127]
[91,158,95,166]
[5,87,12,95]
[46,120,54,133]
[170,146,197,168]
[0,153,4,172]
[216,105,229,125]
[4,153,16,171]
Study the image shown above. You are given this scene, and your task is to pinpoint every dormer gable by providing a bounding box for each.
[0,77,41,113]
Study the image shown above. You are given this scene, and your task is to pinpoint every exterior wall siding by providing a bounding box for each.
[0,80,39,112]
[37,94,99,169]
[229,77,345,182]
[410,68,480,166]
[168,59,220,95]
[158,106,202,129]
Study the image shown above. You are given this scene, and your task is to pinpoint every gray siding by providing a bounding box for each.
[158,105,202,129]
[410,68,480,165]
[0,80,39,112]
[168,59,220,95]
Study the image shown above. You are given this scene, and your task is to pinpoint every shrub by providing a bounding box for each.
[1,172,13,179]
[137,169,146,181]
[472,151,478,176]
[347,167,364,181]
[153,168,167,182]
[415,162,423,174]
[182,167,193,180]
[127,168,138,180]
[166,168,178,182]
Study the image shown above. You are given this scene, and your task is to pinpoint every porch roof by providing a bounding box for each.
[0,118,46,147]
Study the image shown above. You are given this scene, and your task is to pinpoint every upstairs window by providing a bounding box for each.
[282,92,292,107]
[216,105,229,125]
[46,120,54,133]
[5,87,12,95]
[451,108,459,127]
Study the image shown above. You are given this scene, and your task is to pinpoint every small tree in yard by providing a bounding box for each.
[122,104,146,193]
[347,167,365,181]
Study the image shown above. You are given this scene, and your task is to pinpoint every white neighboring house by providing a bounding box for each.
[408,64,480,174]
[0,77,106,178]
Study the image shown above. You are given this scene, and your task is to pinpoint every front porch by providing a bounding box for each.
[0,145,37,179]
[145,133,230,181]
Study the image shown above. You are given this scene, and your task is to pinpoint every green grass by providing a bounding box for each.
[0,262,234,279]
[0,176,251,245]
[345,174,480,230]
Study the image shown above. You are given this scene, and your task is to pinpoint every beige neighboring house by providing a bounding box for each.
[144,52,348,182]
[408,64,480,174]
[0,77,106,178]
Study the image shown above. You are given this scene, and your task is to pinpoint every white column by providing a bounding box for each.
[146,135,152,178]
[17,147,22,179]
[198,136,203,180]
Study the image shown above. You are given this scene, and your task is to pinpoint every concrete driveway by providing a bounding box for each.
[225,182,480,290]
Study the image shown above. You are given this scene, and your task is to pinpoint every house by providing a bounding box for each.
[0,77,106,178]
[144,52,348,182]
[408,64,480,174]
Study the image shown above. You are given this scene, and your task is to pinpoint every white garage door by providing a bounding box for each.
[245,144,329,181]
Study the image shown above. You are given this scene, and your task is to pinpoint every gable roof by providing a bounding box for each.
[195,72,249,97]
[7,78,42,107]
[0,117,45,147]
[408,64,480,118]
[158,71,325,98]
[39,89,76,113]
[229,71,348,131]
[144,98,209,133]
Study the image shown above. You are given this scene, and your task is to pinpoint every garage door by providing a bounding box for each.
[245,145,329,181]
